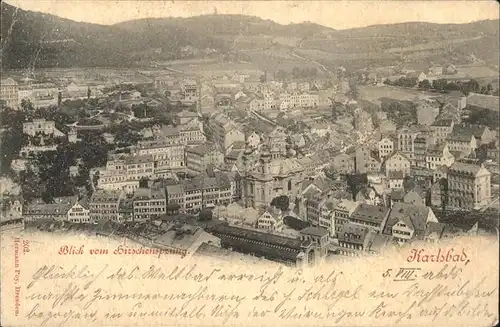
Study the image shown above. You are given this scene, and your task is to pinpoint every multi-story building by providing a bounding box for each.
[278,91,319,109]
[17,83,59,108]
[24,202,71,222]
[211,112,245,152]
[355,146,382,174]
[430,119,454,145]
[433,165,449,183]
[383,203,438,243]
[132,188,167,221]
[318,199,337,236]
[23,119,65,137]
[165,173,232,213]
[378,137,394,161]
[447,162,491,210]
[305,194,324,226]
[181,79,198,102]
[185,144,224,175]
[176,110,206,145]
[124,155,155,180]
[165,184,185,209]
[199,175,232,209]
[66,198,91,223]
[426,143,455,170]
[388,170,404,189]
[23,196,90,223]
[96,166,140,195]
[89,190,123,222]
[180,180,203,213]
[300,92,319,108]
[333,200,359,236]
[299,226,330,260]
[337,222,372,254]
[133,139,185,171]
[257,207,284,232]
[61,82,102,100]
[451,124,493,145]
[446,133,477,156]
[414,134,433,167]
[0,78,19,108]
[154,75,175,90]
[249,96,276,112]
[349,203,390,233]
[397,127,420,163]
[384,151,411,177]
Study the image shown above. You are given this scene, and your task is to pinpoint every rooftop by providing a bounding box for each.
[431,119,454,127]
[449,162,490,176]
[338,222,370,245]
[384,202,432,236]
[390,188,405,201]
[452,124,488,139]
[427,143,447,155]
[467,93,500,111]
[186,144,217,156]
[133,188,165,200]
[351,204,390,224]
[125,155,154,165]
[335,200,360,213]
[24,203,73,215]
[177,110,199,118]
[300,226,329,237]
[388,170,405,180]
[91,190,122,202]
[209,224,306,250]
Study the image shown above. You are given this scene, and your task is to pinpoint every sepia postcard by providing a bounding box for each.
[0,1,499,326]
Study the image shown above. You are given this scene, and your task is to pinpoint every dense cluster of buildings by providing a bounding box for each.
[0,77,107,109]
[1,67,498,267]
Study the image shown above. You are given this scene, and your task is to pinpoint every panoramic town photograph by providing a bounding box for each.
[1,0,499,267]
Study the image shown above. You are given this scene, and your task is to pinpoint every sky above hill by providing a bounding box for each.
[4,0,500,29]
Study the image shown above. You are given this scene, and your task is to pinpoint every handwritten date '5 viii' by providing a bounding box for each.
[382,248,470,282]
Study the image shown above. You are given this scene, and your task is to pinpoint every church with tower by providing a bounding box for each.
[241,144,304,209]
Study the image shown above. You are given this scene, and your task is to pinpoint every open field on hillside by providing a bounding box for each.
[272,36,302,47]
[455,65,499,78]
[243,46,297,60]
[155,58,219,66]
[244,49,320,72]
[216,34,302,49]
[295,48,396,61]
[174,61,263,77]
[213,35,274,50]
[386,36,483,53]
[301,36,432,54]
[358,85,435,105]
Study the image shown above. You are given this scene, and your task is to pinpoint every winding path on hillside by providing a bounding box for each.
[289,47,331,74]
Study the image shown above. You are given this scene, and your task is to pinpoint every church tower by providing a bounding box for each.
[258,145,273,207]
[242,144,254,208]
